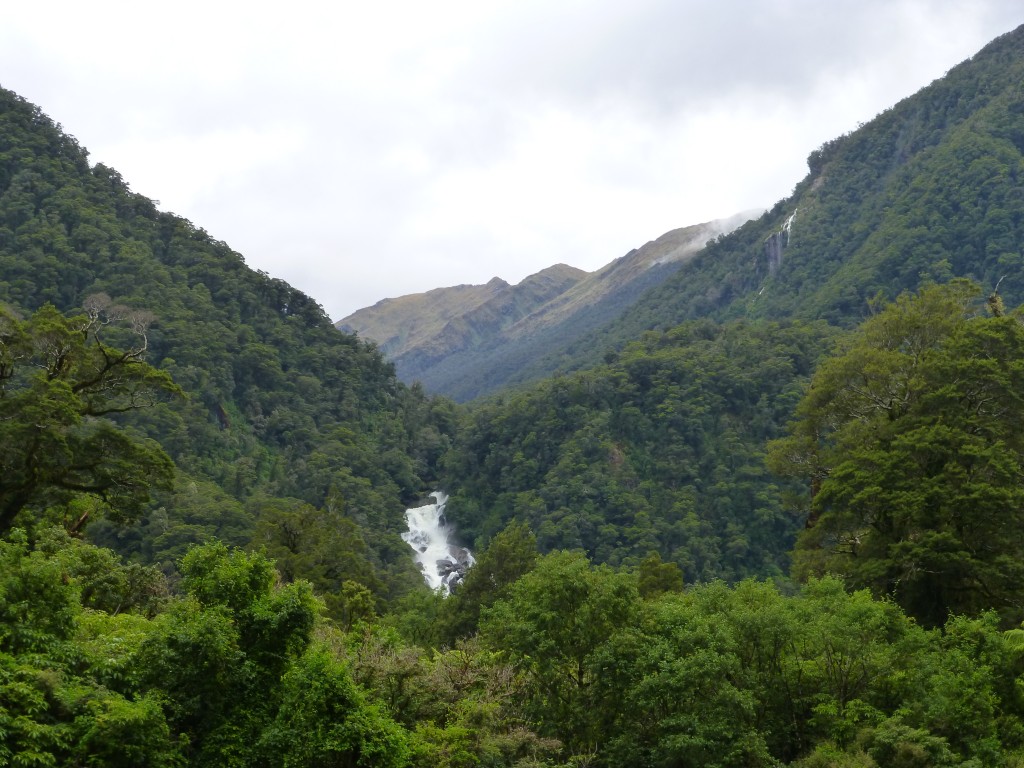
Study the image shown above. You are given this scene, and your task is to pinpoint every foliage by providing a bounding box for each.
[0,300,179,534]
[35,525,168,616]
[444,319,836,582]
[344,627,560,768]
[258,644,411,768]
[438,519,539,642]
[770,282,1024,626]
[0,531,183,767]
[480,551,640,752]
[4,517,1024,767]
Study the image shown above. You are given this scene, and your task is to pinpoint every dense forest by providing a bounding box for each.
[0,84,464,613]
[4,23,1024,768]
[443,318,837,582]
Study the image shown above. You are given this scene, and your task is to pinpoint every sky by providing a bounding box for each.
[2,1,1022,321]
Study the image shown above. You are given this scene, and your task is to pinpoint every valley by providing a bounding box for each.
[1,21,1024,767]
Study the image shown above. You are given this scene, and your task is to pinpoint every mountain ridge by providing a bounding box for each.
[504,22,1024,381]
[338,211,757,400]
[339,264,587,360]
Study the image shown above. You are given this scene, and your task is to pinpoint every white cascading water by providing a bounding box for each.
[402,491,475,594]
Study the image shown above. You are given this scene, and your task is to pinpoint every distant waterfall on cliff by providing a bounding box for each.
[763,208,797,275]
[402,491,475,594]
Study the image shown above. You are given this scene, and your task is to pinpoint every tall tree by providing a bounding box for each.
[439,519,539,642]
[769,281,1024,626]
[137,541,321,766]
[0,297,180,533]
[480,550,639,754]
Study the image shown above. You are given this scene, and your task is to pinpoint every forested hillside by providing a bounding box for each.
[435,21,1024,622]
[442,319,837,582]
[5,23,1024,768]
[504,23,1024,384]
[0,86,459,605]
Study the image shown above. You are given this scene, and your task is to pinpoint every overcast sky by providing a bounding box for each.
[2,2,1021,320]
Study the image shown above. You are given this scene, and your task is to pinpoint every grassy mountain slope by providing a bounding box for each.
[338,266,586,359]
[340,264,587,380]
[343,213,753,401]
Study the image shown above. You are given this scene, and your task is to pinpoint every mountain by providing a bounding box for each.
[437,23,1024,582]
[338,212,755,400]
[338,264,587,366]
[0,85,458,602]
[548,23,1024,372]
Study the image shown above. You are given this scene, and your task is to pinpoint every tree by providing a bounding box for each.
[636,550,684,598]
[248,495,384,614]
[0,530,181,767]
[480,550,639,753]
[769,282,1024,626]
[258,645,410,768]
[0,298,180,533]
[137,541,320,766]
[440,520,538,642]
[594,590,773,768]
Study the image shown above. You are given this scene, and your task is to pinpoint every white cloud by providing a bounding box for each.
[0,0,1021,318]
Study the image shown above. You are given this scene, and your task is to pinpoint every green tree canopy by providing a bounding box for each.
[480,550,640,753]
[439,519,538,642]
[0,298,180,533]
[770,281,1024,626]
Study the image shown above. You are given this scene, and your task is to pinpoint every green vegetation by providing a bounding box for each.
[443,319,837,582]
[7,532,1024,766]
[4,21,1024,768]
[0,299,180,534]
[770,281,1024,628]
[0,85,460,608]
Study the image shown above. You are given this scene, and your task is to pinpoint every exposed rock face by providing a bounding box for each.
[764,231,786,273]
[337,211,759,400]
[437,545,474,592]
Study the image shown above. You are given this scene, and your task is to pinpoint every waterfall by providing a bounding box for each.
[762,208,797,275]
[402,491,475,594]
